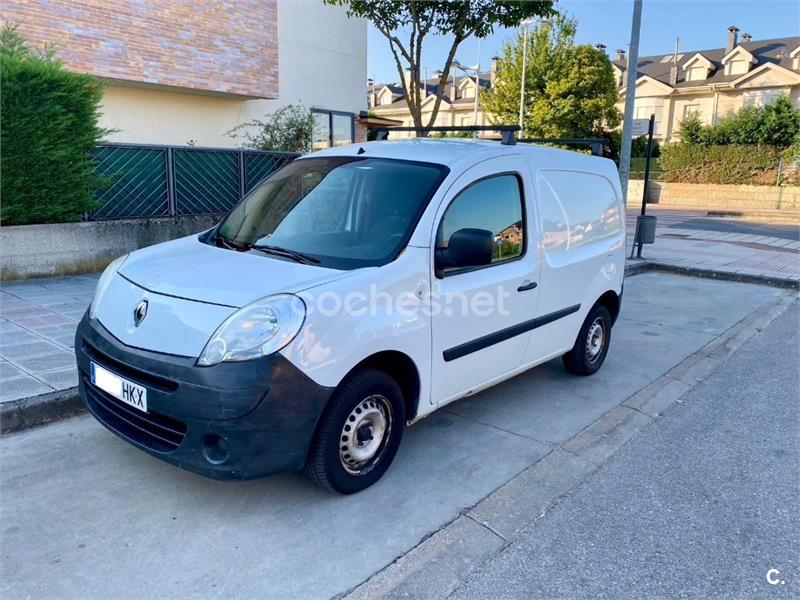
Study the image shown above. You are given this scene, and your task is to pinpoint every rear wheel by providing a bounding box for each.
[305,369,405,494]
[562,304,612,376]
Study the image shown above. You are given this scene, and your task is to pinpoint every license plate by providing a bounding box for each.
[90,362,147,413]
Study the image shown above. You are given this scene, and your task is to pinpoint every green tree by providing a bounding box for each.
[1,23,107,225]
[531,45,621,138]
[483,15,620,144]
[482,13,576,131]
[229,104,314,152]
[326,0,554,132]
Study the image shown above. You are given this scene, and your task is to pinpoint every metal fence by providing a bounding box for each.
[91,143,299,220]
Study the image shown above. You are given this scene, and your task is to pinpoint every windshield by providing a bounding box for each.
[214,157,448,269]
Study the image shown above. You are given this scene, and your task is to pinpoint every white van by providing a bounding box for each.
[76,139,626,493]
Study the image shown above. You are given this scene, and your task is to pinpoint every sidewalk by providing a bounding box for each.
[0,275,97,403]
[628,213,800,286]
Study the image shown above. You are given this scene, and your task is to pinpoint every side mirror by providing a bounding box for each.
[435,228,494,275]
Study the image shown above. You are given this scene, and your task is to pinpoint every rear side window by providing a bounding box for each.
[438,174,525,264]
[537,171,621,254]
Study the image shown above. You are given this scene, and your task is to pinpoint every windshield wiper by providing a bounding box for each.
[214,232,320,265]
[248,243,321,265]
[214,231,248,251]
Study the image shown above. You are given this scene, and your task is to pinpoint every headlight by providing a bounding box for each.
[89,254,128,320]
[197,294,306,366]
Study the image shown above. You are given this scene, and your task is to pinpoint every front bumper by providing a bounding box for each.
[75,315,333,480]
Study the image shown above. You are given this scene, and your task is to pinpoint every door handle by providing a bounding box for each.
[517,280,538,292]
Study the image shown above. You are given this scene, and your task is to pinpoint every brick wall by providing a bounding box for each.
[5,0,278,99]
[354,120,369,143]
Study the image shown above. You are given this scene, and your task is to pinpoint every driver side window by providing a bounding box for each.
[437,174,525,266]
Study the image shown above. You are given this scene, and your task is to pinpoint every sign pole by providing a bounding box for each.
[636,114,656,258]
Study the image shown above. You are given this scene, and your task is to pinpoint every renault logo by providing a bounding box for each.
[133,300,148,327]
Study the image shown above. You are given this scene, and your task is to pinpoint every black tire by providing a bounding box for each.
[562,304,613,376]
[305,369,405,494]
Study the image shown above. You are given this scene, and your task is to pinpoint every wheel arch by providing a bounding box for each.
[345,351,422,421]
[595,289,621,324]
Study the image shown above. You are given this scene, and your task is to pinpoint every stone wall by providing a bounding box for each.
[627,181,799,211]
[1,216,219,281]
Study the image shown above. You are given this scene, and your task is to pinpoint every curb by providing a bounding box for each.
[628,259,800,290]
[343,293,796,599]
[623,261,653,277]
[0,386,82,435]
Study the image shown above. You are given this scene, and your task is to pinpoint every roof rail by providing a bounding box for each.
[518,137,609,156]
[373,125,521,145]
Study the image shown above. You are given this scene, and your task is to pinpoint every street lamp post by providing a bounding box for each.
[518,18,533,136]
[454,56,482,137]
[619,0,643,203]
[473,40,481,132]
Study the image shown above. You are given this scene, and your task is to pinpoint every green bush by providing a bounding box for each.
[631,135,661,158]
[659,143,790,185]
[678,96,800,148]
[1,24,107,225]
[228,104,314,152]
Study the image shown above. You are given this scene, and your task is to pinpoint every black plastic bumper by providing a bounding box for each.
[75,315,333,480]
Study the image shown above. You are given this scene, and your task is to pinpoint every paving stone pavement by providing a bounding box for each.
[627,214,800,283]
[0,275,98,402]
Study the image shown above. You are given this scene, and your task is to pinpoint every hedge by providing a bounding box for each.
[659,143,798,186]
[1,25,106,225]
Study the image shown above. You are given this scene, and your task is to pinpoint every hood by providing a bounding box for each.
[119,235,351,308]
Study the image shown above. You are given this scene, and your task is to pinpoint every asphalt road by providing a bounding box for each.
[454,302,799,599]
[672,218,800,241]
[625,208,800,241]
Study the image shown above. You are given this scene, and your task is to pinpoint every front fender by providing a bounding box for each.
[279,248,432,402]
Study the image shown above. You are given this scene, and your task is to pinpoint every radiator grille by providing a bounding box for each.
[84,377,187,453]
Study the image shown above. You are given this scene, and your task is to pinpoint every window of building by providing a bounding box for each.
[437,175,525,270]
[312,109,355,150]
[686,66,707,82]
[728,59,748,75]
[743,89,787,108]
[683,104,702,120]
[633,98,664,134]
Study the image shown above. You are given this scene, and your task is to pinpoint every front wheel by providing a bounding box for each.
[305,369,405,494]
[562,304,612,376]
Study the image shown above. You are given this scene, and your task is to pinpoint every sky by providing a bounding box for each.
[367,0,800,84]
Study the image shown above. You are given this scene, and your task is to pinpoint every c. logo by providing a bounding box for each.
[767,568,784,585]
[133,300,149,327]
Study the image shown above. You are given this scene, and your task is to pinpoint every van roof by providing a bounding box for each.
[307,138,614,171]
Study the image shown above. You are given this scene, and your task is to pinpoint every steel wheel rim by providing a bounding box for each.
[339,395,392,475]
[585,318,606,363]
